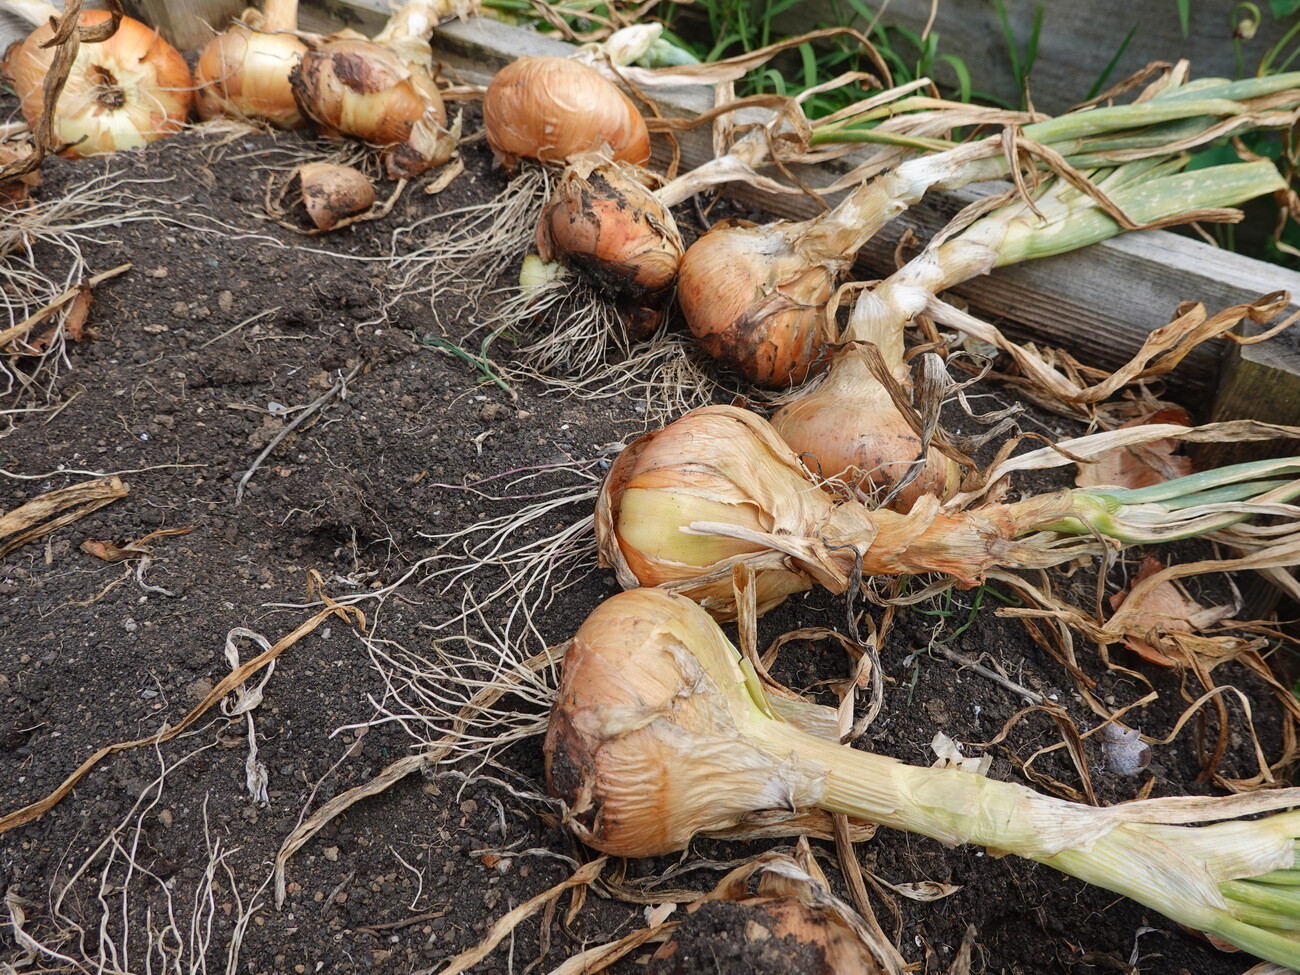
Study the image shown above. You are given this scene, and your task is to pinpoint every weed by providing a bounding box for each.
[421,334,514,396]
[903,582,1022,704]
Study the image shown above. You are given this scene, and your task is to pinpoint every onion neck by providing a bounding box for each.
[746,717,1299,957]
[842,234,1003,352]
[261,0,299,32]
[657,130,772,208]
[795,142,1002,265]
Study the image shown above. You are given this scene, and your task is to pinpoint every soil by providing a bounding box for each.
[0,118,1295,975]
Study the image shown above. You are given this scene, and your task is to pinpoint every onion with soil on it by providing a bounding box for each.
[289,0,459,178]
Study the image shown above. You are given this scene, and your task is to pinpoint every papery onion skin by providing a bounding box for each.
[537,158,683,305]
[483,56,650,170]
[3,10,193,157]
[676,222,834,389]
[544,588,828,858]
[291,38,445,145]
[195,2,307,129]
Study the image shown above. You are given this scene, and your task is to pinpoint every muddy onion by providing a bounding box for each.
[2,9,193,157]
[195,0,307,128]
[483,56,650,170]
[537,156,682,336]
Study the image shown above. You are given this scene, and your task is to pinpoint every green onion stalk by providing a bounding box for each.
[676,70,1300,388]
[768,154,1289,509]
[595,404,1300,619]
[546,586,1300,968]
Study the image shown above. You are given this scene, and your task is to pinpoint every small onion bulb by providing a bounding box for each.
[483,56,650,170]
[295,162,375,231]
[2,9,193,157]
[195,0,307,128]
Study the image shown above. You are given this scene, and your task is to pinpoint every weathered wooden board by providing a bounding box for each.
[119,0,243,49]
[770,0,1300,115]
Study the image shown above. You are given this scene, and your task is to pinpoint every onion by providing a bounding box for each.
[534,122,819,336]
[482,56,650,171]
[194,0,307,129]
[545,586,1300,969]
[770,347,959,510]
[2,7,192,157]
[536,156,681,318]
[677,219,838,388]
[290,2,455,178]
[295,161,375,231]
[595,404,1300,618]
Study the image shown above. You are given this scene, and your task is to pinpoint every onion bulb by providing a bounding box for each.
[290,2,456,178]
[596,404,1300,619]
[545,586,1300,970]
[2,8,193,157]
[483,56,650,171]
[676,219,838,388]
[536,156,681,327]
[771,349,959,511]
[195,0,307,129]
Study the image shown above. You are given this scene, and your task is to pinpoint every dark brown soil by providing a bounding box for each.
[1,120,1294,975]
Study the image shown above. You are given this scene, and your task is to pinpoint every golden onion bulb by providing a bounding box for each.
[195,0,307,128]
[771,350,960,511]
[595,405,1077,618]
[483,56,651,170]
[291,37,444,145]
[676,221,835,389]
[2,10,193,157]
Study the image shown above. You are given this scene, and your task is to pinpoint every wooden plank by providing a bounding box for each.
[770,0,1300,115]
[120,0,243,50]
